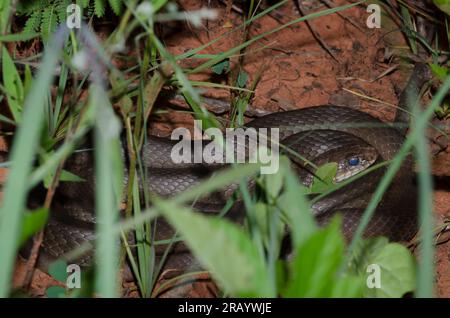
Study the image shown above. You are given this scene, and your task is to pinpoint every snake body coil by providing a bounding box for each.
[34,105,417,269]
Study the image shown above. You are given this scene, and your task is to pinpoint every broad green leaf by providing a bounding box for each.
[329,274,364,298]
[212,59,230,75]
[311,162,338,193]
[349,237,416,298]
[48,260,69,283]
[19,208,49,246]
[368,243,415,297]
[2,46,24,122]
[45,286,66,298]
[283,216,362,297]
[349,236,389,271]
[154,199,273,297]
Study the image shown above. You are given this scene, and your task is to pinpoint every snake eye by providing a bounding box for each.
[347,156,360,166]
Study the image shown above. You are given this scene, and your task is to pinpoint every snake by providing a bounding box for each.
[19,64,432,272]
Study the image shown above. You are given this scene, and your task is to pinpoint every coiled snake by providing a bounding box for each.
[21,64,432,270]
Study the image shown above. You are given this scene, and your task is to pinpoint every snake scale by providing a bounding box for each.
[19,64,432,271]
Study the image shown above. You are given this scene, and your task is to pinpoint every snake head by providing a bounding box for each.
[334,146,378,183]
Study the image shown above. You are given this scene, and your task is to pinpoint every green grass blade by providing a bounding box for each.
[412,98,435,298]
[2,46,24,122]
[0,1,13,34]
[92,84,122,297]
[0,27,68,298]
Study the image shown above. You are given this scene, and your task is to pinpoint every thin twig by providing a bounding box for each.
[292,0,339,62]
[320,0,365,32]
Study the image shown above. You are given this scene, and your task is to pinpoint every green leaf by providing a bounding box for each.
[0,0,12,33]
[430,63,448,81]
[151,0,170,13]
[45,286,66,298]
[2,46,24,122]
[49,260,69,283]
[275,259,288,292]
[94,0,106,17]
[80,0,90,8]
[183,91,221,131]
[283,216,363,297]
[154,199,273,297]
[212,59,230,75]
[41,6,58,40]
[43,168,85,188]
[261,164,283,201]
[329,274,364,297]
[23,64,33,97]
[237,70,248,88]
[118,93,133,115]
[0,32,40,42]
[253,202,284,252]
[433,0,450,15]
[59,169,86,182]
[277,157,317,247]
[19,208,49,247]
[349,237,416,298]
[108,0,122,15]
[310,162,338,193]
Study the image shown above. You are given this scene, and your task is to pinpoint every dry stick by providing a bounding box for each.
[407,221,450,251]
[293,0,339,62]
[320,0,365,33]
[218,0,243,14]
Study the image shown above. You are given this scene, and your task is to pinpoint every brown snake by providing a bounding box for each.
[15,64,431,271]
